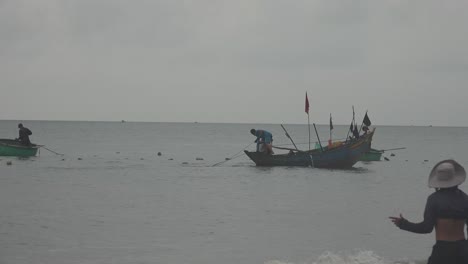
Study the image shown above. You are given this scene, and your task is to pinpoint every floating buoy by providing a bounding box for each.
[78,158,82,160]
[61,159,65,161]
[168,158,173,160]
[196,157,204,161]
[384,157,390,161]
[6,161,12,165]
[390,153,395,157]
[424,160,428,162]
[225,158,230,161]
[140,158,144,160]
[157,152,162,156]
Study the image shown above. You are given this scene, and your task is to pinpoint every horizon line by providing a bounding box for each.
[0,119,465,128]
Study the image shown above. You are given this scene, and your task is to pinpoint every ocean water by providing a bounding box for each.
[1,120,467,264]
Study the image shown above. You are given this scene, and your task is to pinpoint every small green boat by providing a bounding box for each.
[0,139,40,157]
[359,148,383,161]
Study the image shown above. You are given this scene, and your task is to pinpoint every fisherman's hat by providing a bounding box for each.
[428,159,466,188]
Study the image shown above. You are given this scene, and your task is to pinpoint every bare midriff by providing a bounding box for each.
[435,218,466,241]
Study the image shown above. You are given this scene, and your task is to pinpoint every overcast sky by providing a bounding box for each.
[1,0,467,126]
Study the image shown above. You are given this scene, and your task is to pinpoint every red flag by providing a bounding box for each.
[305,92,309,114]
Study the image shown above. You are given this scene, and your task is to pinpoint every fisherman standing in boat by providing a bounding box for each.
[16,123,32,146]
[250,129,274,155]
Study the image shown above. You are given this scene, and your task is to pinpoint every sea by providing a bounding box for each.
[1,120,468,264]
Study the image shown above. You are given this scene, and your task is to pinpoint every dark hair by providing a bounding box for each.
[250,129,256,135]
[18,123,23,128]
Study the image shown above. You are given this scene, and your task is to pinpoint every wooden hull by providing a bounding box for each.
[0,139,40,157]
[359,148,383,161]
[244,130,374,169]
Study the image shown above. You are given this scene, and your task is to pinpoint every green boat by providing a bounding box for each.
[0,139,40,157]
[359,148,383,161]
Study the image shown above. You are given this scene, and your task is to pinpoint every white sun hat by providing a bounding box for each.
[428,160,466,188]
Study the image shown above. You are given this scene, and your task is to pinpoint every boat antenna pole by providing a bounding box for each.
[313,123,324,152]
[305,91,311,150]
[307,112,311,151]
[280,124,299,151]
[345,105,355,143]
[281,124,314,168]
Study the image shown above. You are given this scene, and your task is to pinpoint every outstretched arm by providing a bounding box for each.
[389,214,405,227]
[389,197,436,234]
[396,217,434,234]
[389,214,433,234]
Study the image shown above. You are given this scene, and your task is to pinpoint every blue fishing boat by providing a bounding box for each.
[244,129,374,169]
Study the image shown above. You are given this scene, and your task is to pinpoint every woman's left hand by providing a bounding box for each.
[389,214,405,227]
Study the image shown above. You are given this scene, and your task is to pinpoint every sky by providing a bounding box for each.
[1,0,468,126]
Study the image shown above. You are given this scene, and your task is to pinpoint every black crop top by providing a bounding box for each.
[398,187,468,234]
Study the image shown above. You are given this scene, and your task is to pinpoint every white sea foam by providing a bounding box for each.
[265,250,420,264]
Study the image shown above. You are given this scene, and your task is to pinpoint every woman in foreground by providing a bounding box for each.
[390,159,468,264]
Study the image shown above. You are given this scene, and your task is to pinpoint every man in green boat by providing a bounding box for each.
[250,129,274,155]
[16,123,32,146]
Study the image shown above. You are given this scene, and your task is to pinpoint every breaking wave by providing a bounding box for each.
[265,250,425,264]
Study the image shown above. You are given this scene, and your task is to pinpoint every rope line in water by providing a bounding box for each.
[211,142,254,167]
[40,146,64,156]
